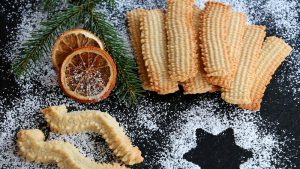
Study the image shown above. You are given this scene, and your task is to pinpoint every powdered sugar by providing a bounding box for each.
[158,101,292,168]
[0,0,299,169]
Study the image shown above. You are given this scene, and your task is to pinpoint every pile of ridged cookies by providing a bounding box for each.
[127,0,292,111]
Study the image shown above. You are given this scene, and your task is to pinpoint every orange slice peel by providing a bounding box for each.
[52,28,104,71]
[59,47,117,103]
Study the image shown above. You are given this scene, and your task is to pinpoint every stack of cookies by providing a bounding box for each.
[127,0,292,111]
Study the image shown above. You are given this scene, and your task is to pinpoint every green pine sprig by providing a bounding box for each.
[12,5,84,77]
[12,0,143,105]
[87,10,144,104]
[42,0,63,11]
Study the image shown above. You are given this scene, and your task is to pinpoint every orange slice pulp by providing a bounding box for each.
[52,28,104,71]
[59,47,117,103]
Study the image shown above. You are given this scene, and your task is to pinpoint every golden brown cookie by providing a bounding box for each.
[17,129,128,169]
[166,0,198,82]
[182,7,217,94]
[221,25,266,104]
[210,11,247,89]
[200,2,232,88]
[239,37,292,111]
[127,9,153,91]
[41,105,143,165]
[140,9,179,94]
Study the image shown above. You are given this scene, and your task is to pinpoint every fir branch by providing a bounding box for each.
[12,5,84,77]
[43,0,58,10]
[43,0,66,11]
[69,0,115,7]
[12,0,143,105]
[87,10,143,105]
[96,0,115,7]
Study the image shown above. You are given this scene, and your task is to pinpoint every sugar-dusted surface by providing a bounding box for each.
[159,100,291,169]
[0,0,299,169]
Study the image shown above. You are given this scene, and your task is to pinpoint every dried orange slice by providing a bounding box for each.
[59,47,117,103]
[52,28,104,71]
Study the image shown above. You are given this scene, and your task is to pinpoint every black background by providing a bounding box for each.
[0,1,299,169]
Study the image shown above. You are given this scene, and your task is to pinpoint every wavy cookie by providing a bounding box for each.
[182,7,217,94]
[140,9,179,94]
[221,25,266,104]
[239,37,292,111]
[127,9,153,91]
[200,2,232,87]
[226,11,247,85]
[41,105,143,165]
[166,0,198,82]
[210,11,247,89]
[17,129,128,169]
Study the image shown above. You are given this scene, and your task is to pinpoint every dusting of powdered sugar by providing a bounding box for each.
[158,100,291,169]
[0,0,299,169]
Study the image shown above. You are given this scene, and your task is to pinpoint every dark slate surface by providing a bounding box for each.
[0,1,299,169]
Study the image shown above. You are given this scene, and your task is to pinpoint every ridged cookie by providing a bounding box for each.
[200,2,232,88]
[239,37,292,111]
[127,9,154,91]
[166,0,198,82]
[17,129,128,169]
[41,105,143,165]
[221,25,266,104]
[182,7,217,94]
[140,9,179,94]
[210,11,247,89]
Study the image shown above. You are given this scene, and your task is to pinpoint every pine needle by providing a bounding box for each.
[12,0,143,106]
[12,5,84,77]
[87,10,144,105]
[43,0,62,11]
[68,0,115,7]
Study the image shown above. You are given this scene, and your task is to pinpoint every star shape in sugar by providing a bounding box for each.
[183,128,253,169]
